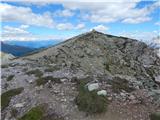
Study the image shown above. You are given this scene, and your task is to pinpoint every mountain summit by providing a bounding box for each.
[2,31,160,120]
[25,30,160,89]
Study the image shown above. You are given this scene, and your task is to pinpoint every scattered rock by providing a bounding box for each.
[87,83,99,91]
[60,78,68,82]
[129,95,136,100]
[155,75,160,83]
[13,103,25,108]
[26,79,34,84]
[97,90,107,96]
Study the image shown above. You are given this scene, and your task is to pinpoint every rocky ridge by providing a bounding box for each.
[1,30,160,120]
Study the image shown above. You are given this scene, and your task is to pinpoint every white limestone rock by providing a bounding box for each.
[88,83,99,91]
[97,90,107,96]
[14,103,25,108]
[155,75,160,83]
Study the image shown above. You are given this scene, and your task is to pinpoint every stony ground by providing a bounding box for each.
[1,59,160,120]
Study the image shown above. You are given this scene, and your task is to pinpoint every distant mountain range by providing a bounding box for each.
[1,42,35,57]
[5,40,61,49]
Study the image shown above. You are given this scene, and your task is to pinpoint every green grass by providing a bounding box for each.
[75,80,108,114]
[1,87,24,110]
[111,77,134,93]
[44,66,60,72]
[18,106,44,120]
[1,64,8,68]
[36,76,61,86]
[26,69,43,78]
[150,112,160,120]
[18,104,64,120]
[6,75,15,81]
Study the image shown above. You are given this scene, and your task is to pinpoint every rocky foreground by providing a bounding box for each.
[1,30,160,120]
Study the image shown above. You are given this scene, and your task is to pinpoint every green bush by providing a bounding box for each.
[1,87,24,110]
[26,69,43,78]
[75,80,108,114]
[36,76,61,86]
[111,77,134,93]
[150,112,160,120]
[7,75,15,81]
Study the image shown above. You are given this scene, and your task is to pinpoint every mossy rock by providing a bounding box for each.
[1,87,24,110]
[75,80,108,114]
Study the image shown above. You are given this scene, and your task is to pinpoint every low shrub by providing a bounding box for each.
[44,68,55,72]
[1,64,8,68]
[26,69,43,78]
[36,76,61,86]
[7,75,15,81]
[75,80,108,114]
[150,113,160,120]
[111,77,134,93]
[150,112,160,120]
[1,87,24,110]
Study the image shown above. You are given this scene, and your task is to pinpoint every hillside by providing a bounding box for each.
[0,51,15,64]
[25,30,160,89]
[1,42,35,56]
[1,30,160,120]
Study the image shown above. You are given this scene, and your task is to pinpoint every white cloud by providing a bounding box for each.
[1,25,69,41]
[56,23,73,30]
[122,17,151,24]
[1,1,159,24]
[55,9,74,17]
[61,1,159,24]
[56,23,85,30]
[75,23,85,29]
[0,3,54,27]
[3,25,29,34]
[92,25,109,32]
[155,21,160,26]
[118,30,160,44]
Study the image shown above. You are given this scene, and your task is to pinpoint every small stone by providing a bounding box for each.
[14,103,25,108]
[108,97,112,101]
[97,90,107,96]
[129,95,136,100]
[88,83,99,91]
[27,79,34,84]
[61,98,67,102]
[60,78,67,82]
[53,90,59,94]
[155,75,160,83]
[120,92,126,97]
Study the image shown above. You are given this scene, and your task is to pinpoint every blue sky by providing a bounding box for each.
[1,0,160,44]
